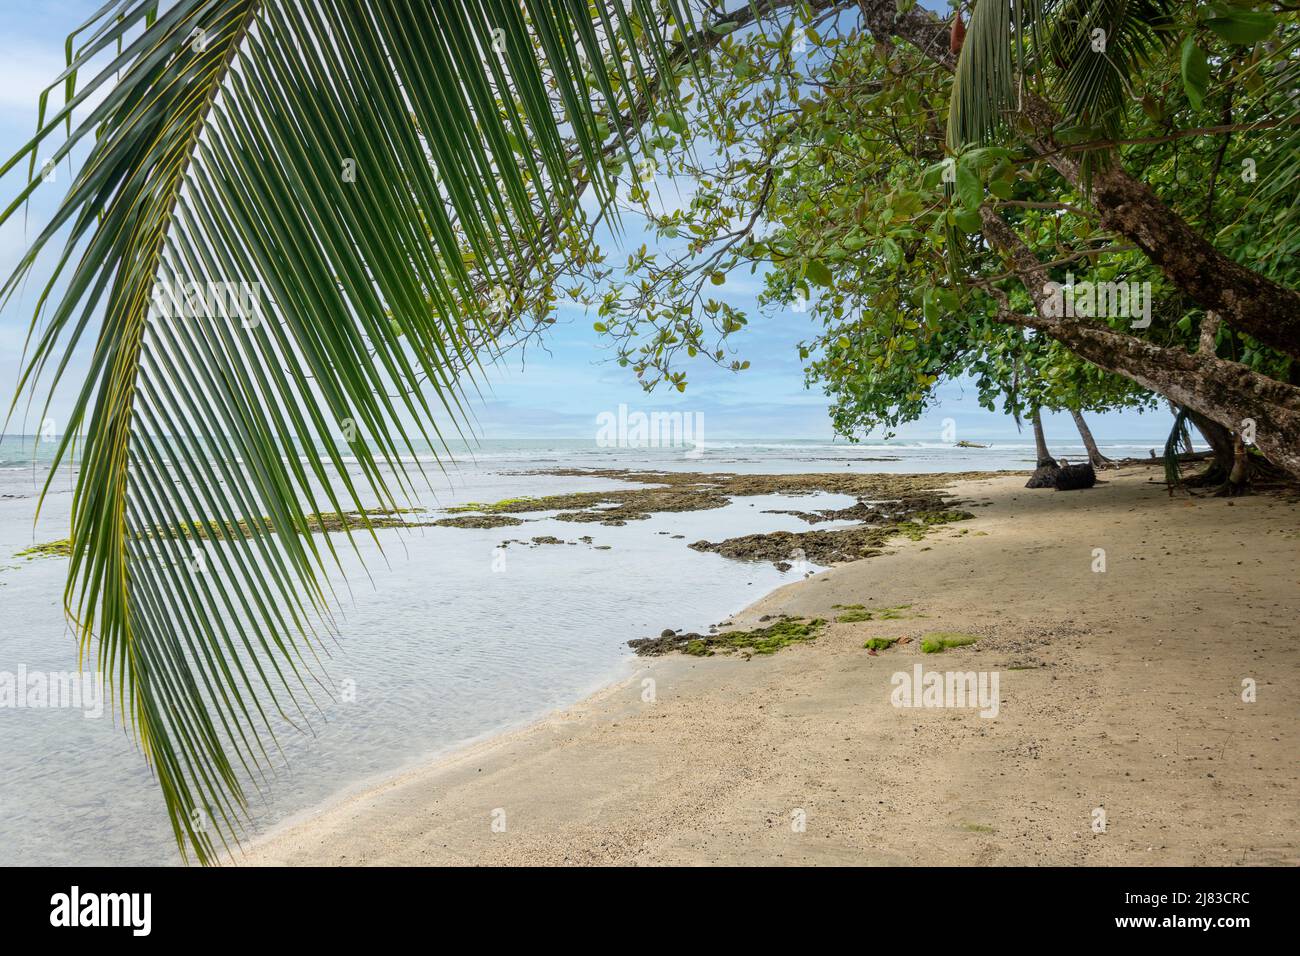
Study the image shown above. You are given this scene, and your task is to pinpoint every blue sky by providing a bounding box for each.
[0,1,1173,446]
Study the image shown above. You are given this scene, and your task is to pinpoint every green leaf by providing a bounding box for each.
[955,163,982,211]
[806,259,834,287]
[1181,39,1210,110]
[922,288,939,322]
[1203,10,1276,46]
[881,238,902,266]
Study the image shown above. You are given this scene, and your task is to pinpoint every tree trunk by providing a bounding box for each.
[1030,409,1055,466]
[857,0,1300,359]
[980,207,1300,479]
[1186,410,1235,473]
[1228,433,1251,488]
[1024,409,1061,487]
[1043,145,1300,359]
[1070,409,1112,468]
[1181,409,1254,493]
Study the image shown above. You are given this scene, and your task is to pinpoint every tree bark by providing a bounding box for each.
[854,0,1300,359]
[1186,409,1235,473]
[1070,409,1112,468]
[1031,408,1056,467]
[980,207,1300,479]
[1228,432,1251,488]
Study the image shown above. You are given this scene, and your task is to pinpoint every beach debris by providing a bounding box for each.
[1054,462,1098,491]
[1025,462,1061,488]
[1026,458,1096,491]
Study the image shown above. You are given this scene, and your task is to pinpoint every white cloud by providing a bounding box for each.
[0,41,112,128]
[0,47,69,118]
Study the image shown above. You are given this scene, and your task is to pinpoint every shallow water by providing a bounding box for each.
[0,436,1158,864]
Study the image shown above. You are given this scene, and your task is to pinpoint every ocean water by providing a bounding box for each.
[0,434,1164,865]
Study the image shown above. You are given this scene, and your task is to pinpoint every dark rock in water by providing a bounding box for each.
[433,514,524,528]
[1024,463,1061,489]
[1054,462,1097,491]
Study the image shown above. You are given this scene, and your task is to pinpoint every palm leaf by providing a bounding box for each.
[947,0,1031,150]
[1,0,682,864]
[947,0,1176,168]
[1163,405,1190,487]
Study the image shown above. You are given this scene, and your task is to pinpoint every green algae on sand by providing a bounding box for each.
[835,603,915,623]
[629,616,827,657]
[920,632,980,654]
[863,636,900,650]
[15,540,73,560]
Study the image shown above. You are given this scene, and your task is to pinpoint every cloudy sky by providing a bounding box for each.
[0,1,1172,446]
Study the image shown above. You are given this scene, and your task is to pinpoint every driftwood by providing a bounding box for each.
[1025,459,1096,490]
[1054,462,1097,491]
[1025,461,1060,489]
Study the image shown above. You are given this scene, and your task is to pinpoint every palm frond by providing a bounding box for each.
[1042,0,1176,183]
[947,0,1176,165]
[947,0,1038,150]
[1,0,682,864]
[1163,405,1190,487]
[1253,28,1300,278]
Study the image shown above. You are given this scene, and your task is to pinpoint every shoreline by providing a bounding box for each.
[244,463,1299,866]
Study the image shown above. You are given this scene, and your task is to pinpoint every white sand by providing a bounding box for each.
[244,464,1299,865]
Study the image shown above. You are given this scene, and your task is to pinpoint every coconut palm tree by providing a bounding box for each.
[0,0,701,864]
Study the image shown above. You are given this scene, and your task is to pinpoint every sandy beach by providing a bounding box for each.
[244,463,1299,866]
